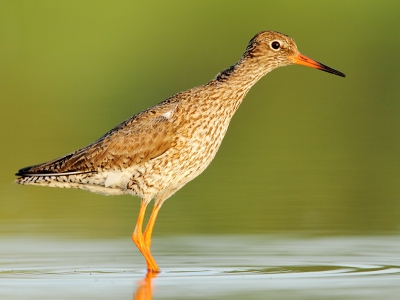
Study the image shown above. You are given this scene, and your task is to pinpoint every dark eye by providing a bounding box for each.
[271,41,280,50]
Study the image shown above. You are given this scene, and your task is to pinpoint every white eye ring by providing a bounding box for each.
[270,40,281,51]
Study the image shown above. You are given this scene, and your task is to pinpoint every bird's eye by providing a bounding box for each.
[271,41,281,50]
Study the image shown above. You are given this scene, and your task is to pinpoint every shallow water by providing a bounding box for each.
[1,235,399,299]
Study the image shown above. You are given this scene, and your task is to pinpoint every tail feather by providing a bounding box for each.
[15,161,96,187]
[15,168,94,177]
[15,151,96,179]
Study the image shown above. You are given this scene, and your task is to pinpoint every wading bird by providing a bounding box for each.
[16,31,345,273]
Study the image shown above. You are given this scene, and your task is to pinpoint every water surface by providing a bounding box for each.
[1,235,399,299]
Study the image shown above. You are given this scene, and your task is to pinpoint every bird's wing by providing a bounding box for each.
[16,101,179,176]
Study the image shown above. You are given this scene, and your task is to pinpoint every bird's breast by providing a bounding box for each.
[130,93,243,198]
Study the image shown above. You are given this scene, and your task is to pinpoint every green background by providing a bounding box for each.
[1,0,400,238]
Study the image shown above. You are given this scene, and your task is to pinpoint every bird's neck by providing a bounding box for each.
[209,56,273,104]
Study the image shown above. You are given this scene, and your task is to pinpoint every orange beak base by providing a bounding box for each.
[292,53,346,77]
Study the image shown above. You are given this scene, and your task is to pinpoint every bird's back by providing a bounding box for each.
[15,94,179,191]
[15,79,243,199]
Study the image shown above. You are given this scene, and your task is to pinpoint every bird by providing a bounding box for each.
[15,31,345,273]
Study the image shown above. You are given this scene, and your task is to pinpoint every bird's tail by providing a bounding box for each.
[15,152,95,186]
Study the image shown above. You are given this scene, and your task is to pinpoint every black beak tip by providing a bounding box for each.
[320,66,346,78]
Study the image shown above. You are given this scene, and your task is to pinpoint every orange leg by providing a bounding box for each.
[143,202,162,249]
[132,201,160,273]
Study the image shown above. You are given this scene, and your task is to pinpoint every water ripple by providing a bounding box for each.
[1,236,400,299]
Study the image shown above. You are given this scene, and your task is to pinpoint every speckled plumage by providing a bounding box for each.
[15,31,345,272]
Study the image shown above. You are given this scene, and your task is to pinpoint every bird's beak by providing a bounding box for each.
[291,53,346,77]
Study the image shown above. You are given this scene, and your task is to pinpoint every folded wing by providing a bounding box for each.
[16,101,178,177]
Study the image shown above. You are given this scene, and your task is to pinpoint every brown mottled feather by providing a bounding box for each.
[18,100,178,175]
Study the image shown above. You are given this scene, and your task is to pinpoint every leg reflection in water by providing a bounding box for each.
[133,271,157,300]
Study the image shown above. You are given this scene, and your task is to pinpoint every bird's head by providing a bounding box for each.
[244,31,345,77]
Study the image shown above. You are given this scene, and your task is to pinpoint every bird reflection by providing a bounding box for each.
[133,271,158,300]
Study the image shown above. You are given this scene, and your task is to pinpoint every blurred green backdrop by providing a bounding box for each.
[1,0,400,238]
